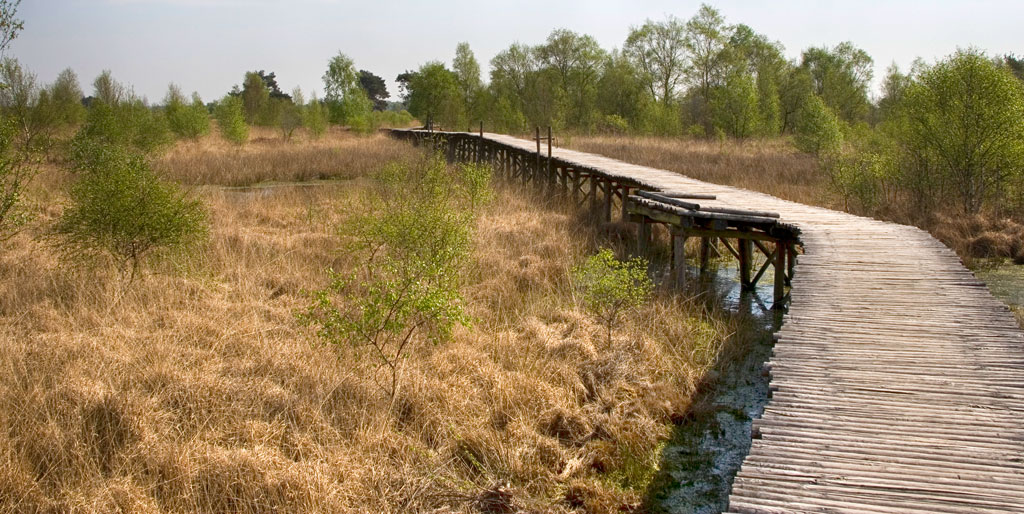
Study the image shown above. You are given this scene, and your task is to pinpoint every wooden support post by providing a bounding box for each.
[673,234,688,288]
[620,185,630,221]
[787,243,797,285]
[547,126,553,185]
[589,175,598,212]
[603,180,613,222]
[637,218,651,255]
[739,238,753,290]
[699,237,712,271]
[571,169,580,204]
[477,122,483,163]
[534,127,541,185]
[773,241,786,308]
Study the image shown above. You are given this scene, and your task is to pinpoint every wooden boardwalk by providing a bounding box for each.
[392,129,1024,513]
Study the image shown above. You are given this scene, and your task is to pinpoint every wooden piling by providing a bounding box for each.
[739,238,753,289]
[547,126,553,191]
[637,218,651,254]
[603,180,613,222]
[477,122,483,162]
[773,241,786,307]
[673,234,688,288]
[589,174,599,212]
[620,185,630,221]
[571,169,580,204]
[699,237,712,271]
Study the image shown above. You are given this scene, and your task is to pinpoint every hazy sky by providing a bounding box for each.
[10,0,1024,104]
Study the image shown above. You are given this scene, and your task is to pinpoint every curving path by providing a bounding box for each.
[466,132,1024,513]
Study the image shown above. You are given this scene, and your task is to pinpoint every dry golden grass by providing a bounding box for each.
[565,135,828,208]
[0,138,733,513]
[155,126,421,187]
[929,213,1024,266]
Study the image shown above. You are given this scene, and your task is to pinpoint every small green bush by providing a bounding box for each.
[347,112,376,135]
[793,94,843,156]
[597,114,630,135]
[166,89,210,141]
[54,140,207,282]
[300,156,490,399]
[573,248,653,346]
[371,109,415,128]
[279,100,302,141]
[304,96,328,139]
[215,95,248,146]
[74,99,173,156]
[0,117,32,243]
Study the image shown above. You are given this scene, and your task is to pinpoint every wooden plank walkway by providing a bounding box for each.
[396,130,1024,512]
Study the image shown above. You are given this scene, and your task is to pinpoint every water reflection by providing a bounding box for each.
[647,258,782,514]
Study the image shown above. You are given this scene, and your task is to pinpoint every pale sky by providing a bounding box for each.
[10,0,1024,104]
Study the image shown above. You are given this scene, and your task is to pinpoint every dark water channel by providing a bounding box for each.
[647,260,782,514]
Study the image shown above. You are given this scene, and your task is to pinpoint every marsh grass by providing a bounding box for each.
[0,136,734,513]
[155,126,421,187]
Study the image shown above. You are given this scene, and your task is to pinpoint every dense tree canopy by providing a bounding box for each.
[323,52,372,126]
[358,69,389,111]
[800,42,873,123]
[899,50,1024,213]
[406,61,462,129]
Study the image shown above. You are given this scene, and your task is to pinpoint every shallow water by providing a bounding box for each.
[648,259,781,513]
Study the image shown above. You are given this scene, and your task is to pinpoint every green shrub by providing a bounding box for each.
[279,101,302,141]
[215,95,248,145]
[347,112,376,135]
[304,95,328,139]
[74,99,173,156]
[457,161,494,211]
[597,114,630,135]
[53,140,207,282]
[793,94,843,156]
[0,117,32,243]
[166,87,210,141]
[371,109,415,129]
[899,49,1024,213]
[828,151,888,212]
[300,156,489,399]
[710,68,760,139]
[573,248,653,346]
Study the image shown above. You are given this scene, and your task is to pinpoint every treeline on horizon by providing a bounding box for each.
[0,58,414,153]
[2,2,1024,220]
[397,4,1024,219]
